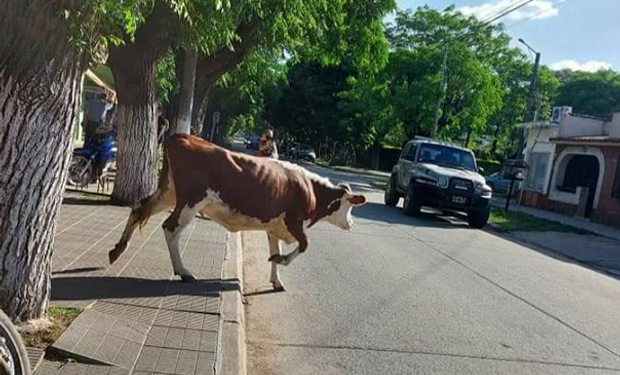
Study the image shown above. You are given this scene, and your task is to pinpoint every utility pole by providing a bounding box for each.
[431,47,448,139]
[517,38,540,159]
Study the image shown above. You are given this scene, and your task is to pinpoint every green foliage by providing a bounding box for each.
[554,69,620,119]
[489,208,591,234]
[477,159,502,175]
[155,51,177,104]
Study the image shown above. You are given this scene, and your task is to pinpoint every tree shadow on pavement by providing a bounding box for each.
[62,196,111,206]
[51,276,241,301]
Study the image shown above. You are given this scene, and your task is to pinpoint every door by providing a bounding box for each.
[398,143,418,189]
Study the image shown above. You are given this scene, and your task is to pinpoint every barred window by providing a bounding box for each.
[525,152,550,192]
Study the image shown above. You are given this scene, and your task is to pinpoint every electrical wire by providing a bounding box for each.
[506,0,579,30]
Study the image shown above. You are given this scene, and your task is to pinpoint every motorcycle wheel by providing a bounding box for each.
[0,309,30,375]
[67,155,93,188]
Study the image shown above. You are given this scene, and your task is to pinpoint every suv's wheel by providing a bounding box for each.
[468,205,491,228]
[384,175,400,207]
[403,183,422,216]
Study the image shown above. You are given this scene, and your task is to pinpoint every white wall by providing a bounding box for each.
[608,113,620,138]
[559,115,605,137]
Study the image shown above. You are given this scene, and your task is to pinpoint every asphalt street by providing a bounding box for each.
[242,160,620,375]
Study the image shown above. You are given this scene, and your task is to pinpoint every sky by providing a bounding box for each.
[391,0,620,72]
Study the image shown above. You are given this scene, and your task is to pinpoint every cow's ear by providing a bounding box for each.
[347,194,367,206]
[338,183,352,192]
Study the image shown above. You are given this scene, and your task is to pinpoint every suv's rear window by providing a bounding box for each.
[418,144,476,171]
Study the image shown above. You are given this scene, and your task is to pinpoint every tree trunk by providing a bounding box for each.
[107,1,178,205]
[464,128,473,148]
[174,49,198,135]
[192,87,211,137]
[0,0,87,322]
[490,122,502,156]
[108,52,159,205]
[370,141,381,170]
[190,21,258,136]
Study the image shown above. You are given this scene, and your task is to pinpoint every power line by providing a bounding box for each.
[483,0,535,25]
[452,0,534,43]
[479,0,533,25]
[506,0,579,30]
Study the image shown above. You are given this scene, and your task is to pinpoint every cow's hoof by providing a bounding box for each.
[180,274,197,283]
[268,254,287,264]
[272,281,286,292]
[108,243,126,264]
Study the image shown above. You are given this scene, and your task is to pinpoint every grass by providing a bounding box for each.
[81,194,109,202]
[489,207,591,234]
[371,179,388,189]
[20,307,83,349]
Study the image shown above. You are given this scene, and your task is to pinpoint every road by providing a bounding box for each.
[242,163,620,375]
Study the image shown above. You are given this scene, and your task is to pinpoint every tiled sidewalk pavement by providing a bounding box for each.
[36,192,231,375]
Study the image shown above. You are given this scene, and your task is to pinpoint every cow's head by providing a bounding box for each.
[323,183,367,230]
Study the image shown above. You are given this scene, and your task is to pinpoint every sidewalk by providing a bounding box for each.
[492,197,620,241]
[491,198,620,277]
[36,192,234,375]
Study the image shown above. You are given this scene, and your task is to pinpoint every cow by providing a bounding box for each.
[109,134,366,291]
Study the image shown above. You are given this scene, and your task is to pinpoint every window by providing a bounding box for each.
[418,144,476,171]
[401,143,417,162]
[613,152,620,199]
[405,144,418,161]
[525,152,550,192]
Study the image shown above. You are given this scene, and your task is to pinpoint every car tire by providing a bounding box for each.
[468,205,491,229]
[402,183,422,216]
[384,175,400,207]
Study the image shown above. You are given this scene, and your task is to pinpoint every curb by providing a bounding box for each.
[216,231,247,375]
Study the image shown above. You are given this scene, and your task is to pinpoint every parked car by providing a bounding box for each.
[485,172,523,195]
[290,143,317,162]
[244,135,260,150]
[384,137,493,228]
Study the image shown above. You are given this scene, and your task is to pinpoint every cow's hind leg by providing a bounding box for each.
[267,234,285,291]
[163,201,202,282]
[109,188,175,264]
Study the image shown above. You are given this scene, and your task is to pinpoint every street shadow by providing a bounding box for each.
[51,276,241,301]
[243,286,285,297]
[354,202,470,229]
[52,267,105,275]
[484,229,620,282]
[62,196,111,206]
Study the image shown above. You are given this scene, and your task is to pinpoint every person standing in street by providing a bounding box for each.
[258,129,279,159]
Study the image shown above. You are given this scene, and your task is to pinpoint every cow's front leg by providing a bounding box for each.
[267,234,285,291]
[271,218,308,267]
[163,201,201,282]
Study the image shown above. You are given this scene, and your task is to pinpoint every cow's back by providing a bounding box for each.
[165,134,315,224]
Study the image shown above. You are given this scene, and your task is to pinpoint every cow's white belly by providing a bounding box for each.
[199,203,296,244]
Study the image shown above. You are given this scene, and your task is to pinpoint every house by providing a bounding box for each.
[519,106,620,228]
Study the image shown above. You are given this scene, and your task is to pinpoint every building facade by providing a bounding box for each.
[520,107,620,228]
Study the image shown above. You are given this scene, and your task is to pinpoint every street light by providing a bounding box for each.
[518,38,539,55]
[517,38,541,160]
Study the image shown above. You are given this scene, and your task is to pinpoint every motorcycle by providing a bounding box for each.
[0,309,30,375]
[67,130,118,188]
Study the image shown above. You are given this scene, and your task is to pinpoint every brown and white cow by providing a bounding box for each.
[109,134,366,290]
